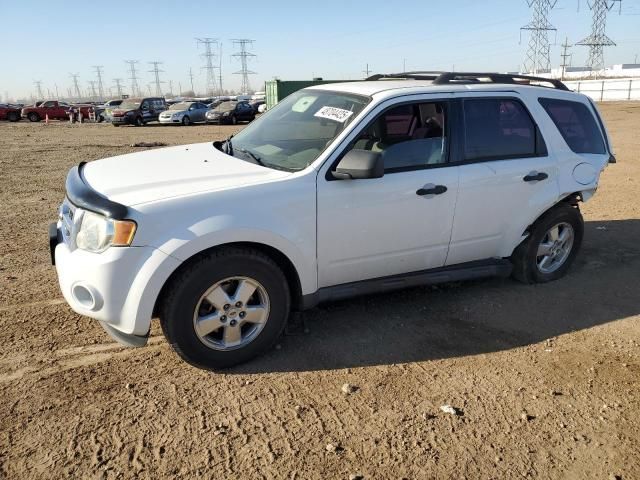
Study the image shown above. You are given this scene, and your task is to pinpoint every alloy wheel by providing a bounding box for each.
[536,222,575,274]
[193,276,270,351]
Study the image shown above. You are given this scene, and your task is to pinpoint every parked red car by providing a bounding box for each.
[21,100,94,122]
[0,103,21,122]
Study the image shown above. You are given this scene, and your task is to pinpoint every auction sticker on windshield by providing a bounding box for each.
[314,106,354,123]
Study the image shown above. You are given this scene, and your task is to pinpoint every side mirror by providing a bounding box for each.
[332,149,384,180]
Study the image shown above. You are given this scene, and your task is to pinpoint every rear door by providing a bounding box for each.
[445,93,560,265]
[317,96,459,287]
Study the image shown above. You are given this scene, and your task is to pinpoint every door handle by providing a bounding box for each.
[416,184,447,196]
[523,171,548,182]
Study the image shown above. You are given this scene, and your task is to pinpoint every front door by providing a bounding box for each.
[317,98,459,288]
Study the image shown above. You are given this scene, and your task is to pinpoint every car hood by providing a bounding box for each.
[111,109,136,116]
[82,142,291,206]
[162,110,186,115]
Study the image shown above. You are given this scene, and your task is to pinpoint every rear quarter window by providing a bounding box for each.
[538,98,606,154]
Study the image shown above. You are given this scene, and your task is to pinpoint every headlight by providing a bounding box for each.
[75,211,137,253]
[222,112,230,116]
[125,111,134,116]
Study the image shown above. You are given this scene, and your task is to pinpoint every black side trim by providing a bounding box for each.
[66,162,129,219]
[99,321,149,348]
[301,259,513,309]
[48,223,61,265]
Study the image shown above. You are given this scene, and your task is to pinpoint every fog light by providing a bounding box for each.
[71,284,102,311]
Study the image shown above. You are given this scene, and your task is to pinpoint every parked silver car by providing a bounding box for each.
[158,101,209,125]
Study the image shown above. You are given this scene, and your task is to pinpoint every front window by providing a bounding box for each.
[169,102,191,111]
[119,100,141,110]
[345,101,448,171]
[227,89,370,171]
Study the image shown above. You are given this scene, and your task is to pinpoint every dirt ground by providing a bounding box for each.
[0,104,639,480]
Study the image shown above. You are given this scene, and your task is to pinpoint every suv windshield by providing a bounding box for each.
[227,90,369,171]
[215,101,237,112]
[119,101,141,110]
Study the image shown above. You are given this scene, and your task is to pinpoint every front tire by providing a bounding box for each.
[182,116,191,126]
[511,203,583,284]
[160,247,291,370]
[135,116,144,127]
[28,112,40,122]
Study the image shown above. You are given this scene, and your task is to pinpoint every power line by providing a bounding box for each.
[92,65,105,100]
[521,0,558,74]
[560,37,573,80]
[87,80,98,100]
[196,37,220,96]
[34,80,44,99]
[231,39,256,94]
[188,67,195,93]
[219,42,223,94]
[125,60,141,97]
[577,0,622,73]
[70,73,81,99]
[148,61,165,97]
[113,78,124,98]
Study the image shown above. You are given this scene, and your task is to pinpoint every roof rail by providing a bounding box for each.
[366,71,443,81]
[366,71,569,91]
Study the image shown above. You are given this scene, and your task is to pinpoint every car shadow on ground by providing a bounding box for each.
[231,219,640,374]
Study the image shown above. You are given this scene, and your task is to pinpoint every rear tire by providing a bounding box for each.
[28,112,40,122]
[160,247,291,370]
[7,111,20,122]
[511,203,583,284]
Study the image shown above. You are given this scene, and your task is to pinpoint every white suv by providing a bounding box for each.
[50,72,615,369]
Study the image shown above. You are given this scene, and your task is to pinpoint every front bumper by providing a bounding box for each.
[206,115,228,124]
[158,116,181,124]
[111,116,133,125]
[49,223,180,347]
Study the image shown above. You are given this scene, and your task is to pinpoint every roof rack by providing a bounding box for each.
[366,71,569,91]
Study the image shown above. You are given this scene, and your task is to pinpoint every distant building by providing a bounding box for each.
[522,64,640,80]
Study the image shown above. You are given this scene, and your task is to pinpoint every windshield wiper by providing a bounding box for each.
[237,147,265,167]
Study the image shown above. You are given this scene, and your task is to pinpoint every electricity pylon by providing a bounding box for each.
[577,0,622,73]
[196,38,219,96]
[521,0,558,74]
[125,60,141,97]
[231,39,256,94]
[148,61,165,97]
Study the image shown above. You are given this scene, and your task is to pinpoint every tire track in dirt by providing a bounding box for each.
[0,336,166,384]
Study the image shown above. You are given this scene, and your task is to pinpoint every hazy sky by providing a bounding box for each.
[3,0,640,100]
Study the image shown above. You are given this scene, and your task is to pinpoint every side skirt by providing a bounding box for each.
[301,259,512,310]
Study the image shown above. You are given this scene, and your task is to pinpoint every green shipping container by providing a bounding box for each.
[264,79,352,110]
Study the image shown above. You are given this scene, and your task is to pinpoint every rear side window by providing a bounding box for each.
[538,98,605,154]
[463,99,537,160]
